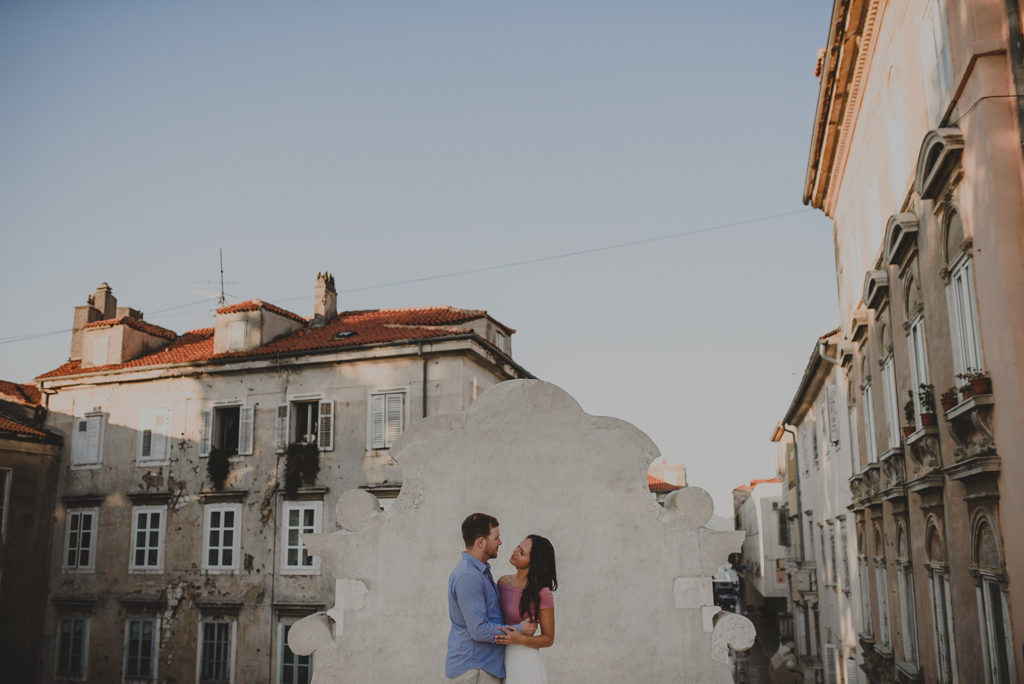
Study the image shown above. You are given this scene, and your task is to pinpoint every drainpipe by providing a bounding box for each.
[818,339,842,366]
[1005,0,1024,161]
[418,342,427,419]
[781,422,810,656]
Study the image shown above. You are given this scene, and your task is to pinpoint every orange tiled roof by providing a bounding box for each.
[38,306,504,379]
[648,473,683,492]
[82,316,178,340]
[216,300,308,324]
[0,379,42,406]
[0,413,48,438]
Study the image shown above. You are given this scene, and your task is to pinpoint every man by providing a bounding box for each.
[446,513,515,682]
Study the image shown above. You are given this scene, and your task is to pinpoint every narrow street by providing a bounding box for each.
[732,606,779,684]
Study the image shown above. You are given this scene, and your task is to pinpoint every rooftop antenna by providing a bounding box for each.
[219,249,226,306]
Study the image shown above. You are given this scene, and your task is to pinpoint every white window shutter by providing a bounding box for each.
[85,414,102,464]
[318,400,334,452]
[385,393,404,446]
[275,404,290,453]
[238,406,254,456]
[151,409,169,461]
[371,394,385,449]
[72,419,88,464]
[825,643,839,684]
[199,410,212,457]
[845,656,858,684]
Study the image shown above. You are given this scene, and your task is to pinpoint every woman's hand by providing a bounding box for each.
[494,625,526,645]
[519,619,538,636]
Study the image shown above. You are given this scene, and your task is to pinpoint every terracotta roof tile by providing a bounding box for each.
[216,299,307,323]
[648,473,683,492]
[0,380,42,407]
[82,317,178,340]
[0,414,48,438]
[37,307,508,379]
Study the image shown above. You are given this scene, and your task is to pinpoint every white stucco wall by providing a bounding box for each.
[292,380,754,683]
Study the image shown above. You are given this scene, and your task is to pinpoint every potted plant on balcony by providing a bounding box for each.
[284,440,321,497]
[940,386,959,412]
[957,368,992,397]
[207,447,231,491]
[903,391,916,437]
[918,383,937,426]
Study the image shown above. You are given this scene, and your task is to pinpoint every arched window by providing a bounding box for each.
[872,522,891,648]
[944,209,984,377]
[896,524,920,667]
[861,357,879,463]
[903,271,932,426]
[926,518,957,683]
[972,512,1016,683]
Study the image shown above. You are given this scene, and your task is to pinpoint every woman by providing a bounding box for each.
[494,534,557,684]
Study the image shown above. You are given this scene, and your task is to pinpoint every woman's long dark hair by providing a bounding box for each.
[519,534,557,622]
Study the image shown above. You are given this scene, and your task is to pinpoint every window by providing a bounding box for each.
[280,621,313,684]
[875,561,891,648]
[978,579,1015,684]
[0,468,9,543]
[130,507,165,572]
[125,617,157,681]
[907,316,930,426]
[920,0,953,124]
[825,643,840,684]
[896,529,920,668]
[72,412,104,467]
[139,408,171,463]
[227,320,247,351]
[65,509,97,572]
[859,558,873,637]
[198,620,234,684]
[841,521,851,593]
[200,405,253,457]
[204,504,241,572]
[845,655,859,684]
[370,391,405,449]
[56,616,88,678]
[282,502,321,572]
[931,568,956,683]
[494,330,510,354]
[880,355,900,448]
[276,400,334,452]
[948,253,983,376]
[829,523,838,587]
[862,381,879,462]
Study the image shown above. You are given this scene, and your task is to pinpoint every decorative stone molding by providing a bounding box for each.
[198,489,248,503]
[879,448,906,500]
[863,270,890,310]
[915,128,965,200]
[945,395,999,482]
[905,426,941,480]
[883,213,920,269]
[850,307,869,343]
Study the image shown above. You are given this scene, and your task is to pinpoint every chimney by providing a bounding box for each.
[94,282,117,319]
[313,272,337,326]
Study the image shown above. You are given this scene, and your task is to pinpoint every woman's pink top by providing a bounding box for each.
[498,582,554,624]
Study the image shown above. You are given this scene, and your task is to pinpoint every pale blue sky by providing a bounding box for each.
[1,1,838,515]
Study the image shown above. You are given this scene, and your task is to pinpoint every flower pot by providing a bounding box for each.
[902,425,915,437]
[970,376,992,396]
[961,386,974,400]
[939,397,958,412]
[920,412,937,427]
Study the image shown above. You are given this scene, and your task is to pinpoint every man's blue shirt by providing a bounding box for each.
[446,552,507,678]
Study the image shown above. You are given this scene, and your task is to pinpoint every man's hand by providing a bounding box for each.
[495,625,525,645]
[519,619,538,636]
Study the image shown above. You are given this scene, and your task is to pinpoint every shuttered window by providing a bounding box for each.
[72,412,104,466]
[845,654,859,684]
[200,405,252,457]
[824,643,840,684]
[139,408,171,462]
[317,400,334,451]
[371,392,405,449]
[275,405,290,453]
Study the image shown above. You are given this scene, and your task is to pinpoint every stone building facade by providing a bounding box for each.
[0,380,62,683]
[789,0,1024,682]
[34,275,531,683]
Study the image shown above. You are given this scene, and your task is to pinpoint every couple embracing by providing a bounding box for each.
[445,513,558,684]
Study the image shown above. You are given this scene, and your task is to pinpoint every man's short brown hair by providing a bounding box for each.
[462,513,499,548]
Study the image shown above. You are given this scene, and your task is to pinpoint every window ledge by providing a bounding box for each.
[278,568,321,576]
[281,486,328,501]
[199,489,248,503]
[126,491,173,505]
[128,567,164,575]
[895,661,923,683]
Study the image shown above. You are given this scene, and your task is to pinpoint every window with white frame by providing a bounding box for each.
[920,0,953,124]
[282,501,321,572]
[875,561,891,648]
[65,508,97,572]
[859,558,873,637]
[72,411,104,467]
[138,408,172,463]
[200,404,253,457]
[824,642,840,684]
[370,391,405,449]
[829,523,838,587]
[130,506,165,572]
[124,617,157,681]
[56,615,88,678]
[280,621,313,684]
[907,315,930,427]
[848,391,861,471]
[494,329,510,354]
[204,504,241,572]
[862,380,879,462]
[880,355,900,448]
[930,567,957,683]
[948,252,984,376]
[275,399,334,452]
[978,577,1015,684]
[840,521,851,593]
[0,468,9,543]
[198,619,234,684]
[896,528,920,668]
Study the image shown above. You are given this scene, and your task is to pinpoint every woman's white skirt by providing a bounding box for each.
[504,644,548,684]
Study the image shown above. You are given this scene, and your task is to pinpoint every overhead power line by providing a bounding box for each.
[0,208,815,347]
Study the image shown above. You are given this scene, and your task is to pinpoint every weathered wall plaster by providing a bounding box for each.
[292,379,753,682]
